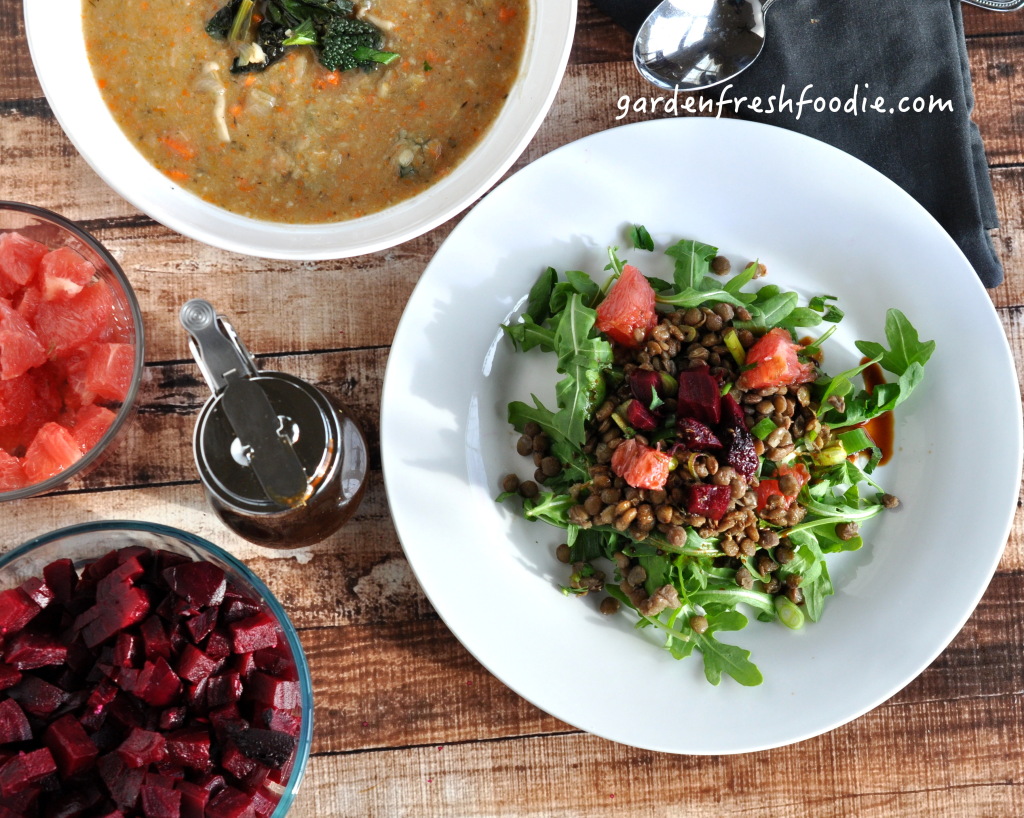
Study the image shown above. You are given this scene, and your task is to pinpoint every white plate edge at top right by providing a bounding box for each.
[380,117,1023,755]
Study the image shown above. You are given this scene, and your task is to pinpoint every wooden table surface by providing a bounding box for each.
[2,2,1024,815]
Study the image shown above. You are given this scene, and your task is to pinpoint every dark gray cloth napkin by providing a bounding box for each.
[592,0,1004,287]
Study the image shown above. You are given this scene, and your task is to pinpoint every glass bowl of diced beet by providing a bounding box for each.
[0,521,313,817]
[0,202,145,501]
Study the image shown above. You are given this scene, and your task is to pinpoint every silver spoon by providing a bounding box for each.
[633,0,774,92]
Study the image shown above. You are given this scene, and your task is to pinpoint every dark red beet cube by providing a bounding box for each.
[250,787,277,818]
[43,558,78,603]
[80,677,119,730]
[676,364,721,425]
[136,658,182,708]
[259,707,301,737]
[96,556,146,601]
[114,631,139,668]
[164,728,212,772]
[0,698,31,744]
[162,562,226,609]
[140,616,172,661]
[231,652,255,681]
[117,727,167,768]
[205,786,255,818]
[0,589,41,635]
[4,631,69,670]
[252,647,296,679]
[98,753,145,811]
[18,576,54,609]
[720,391,748,431]
[623,398,659,432]
[176,644,222,685]
[220,598,261,625]
[184,608,218,644]
[227,612,278,655]
[0,748,57,797]
[140,783,181,818]
[685,483,732,521]
[206,672,243,708]
[220,744,257,781]
[43,714,98,777]
[158,706,187,732]
[175,781,209,818]
[676,417,723,451]
[7,673,69,717]
[204,630,231,661]
[0,664,21,691]
[245,673,298,711]
[82,586,151,648]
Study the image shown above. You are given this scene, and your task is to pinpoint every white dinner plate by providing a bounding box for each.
[380,118,1022,754]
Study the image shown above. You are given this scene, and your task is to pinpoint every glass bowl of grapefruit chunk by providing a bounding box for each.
[0,202,144,500]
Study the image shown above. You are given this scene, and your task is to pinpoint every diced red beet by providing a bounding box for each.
[675,417,722,451]
[676,364,721,425]
[205,786,255,818]
[7,673,69,717]
[184,608,218,644]
[162,562,226,609]
[140,784,182,818]
[185,679,208,712]
[143,771,177,789]
[257,707,301,738]
[204,630,231,661]
[250,787,277,818]
[206,673,244,708]
[176,644,222,686]
[220,597,261,625]
[81,549,122,583]
[194,773,226,795]
[623,398,659,432]
[140,616,172,661]
[158,706,186,732]
[164,728,212,772]
[18,576,55,609]
[0,748,57,797]
[98,753,145,811]
[114,631,139,668]
[96,556,146,601]
[0,588,41,635]
[0,698,31,744]
[80,677,119,731]
[685,483,732,521]
[43,714,98,777]
[244,673,298,711]
[4,631,69,670]
[175,781,209,818]
[232,652,255,681]
[0,663,22,691]
[117,728,167,768]
[220,743,258,781]
[628,368,676,405]
[227,612,279,655]
[82,586,151,648]
[42,557,78,603]
[720,391,748,431]
[252,646,298,680]
[134,658,183,708]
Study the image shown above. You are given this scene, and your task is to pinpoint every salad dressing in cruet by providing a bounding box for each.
[180,299,368,547]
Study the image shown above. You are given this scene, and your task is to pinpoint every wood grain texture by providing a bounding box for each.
[3,0,1024,816]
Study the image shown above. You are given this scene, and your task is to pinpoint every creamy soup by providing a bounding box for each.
[82,0,528,223]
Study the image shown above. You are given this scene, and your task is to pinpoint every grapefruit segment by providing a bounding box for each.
[39,247,97,302]
[0,232,47,297]
[0,301,47,380]
[85,343,134,403]
[33,281,113,356]
[23,422,83,484]
[0,450,27,491]
[595,265,658,348]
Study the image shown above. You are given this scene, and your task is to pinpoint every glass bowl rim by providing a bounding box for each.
[0,201,146,502]
[0,519,314,817]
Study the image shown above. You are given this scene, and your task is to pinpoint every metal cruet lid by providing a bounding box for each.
[180,299,339,515]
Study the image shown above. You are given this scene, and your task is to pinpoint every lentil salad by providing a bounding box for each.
[499,228,934,686]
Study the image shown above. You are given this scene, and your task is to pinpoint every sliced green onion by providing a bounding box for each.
[723,327,746,366]
[774,595,805,630]
[751,417,777,440]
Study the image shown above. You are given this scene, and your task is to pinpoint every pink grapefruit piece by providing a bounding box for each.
[85,343,134,403]
[39,247,97,302]
[71,404,117,452]
[0,300,47,380]
[23,421,83,484]
[33,281,114,356]
[0,232,47,298]
[0,449,28,491]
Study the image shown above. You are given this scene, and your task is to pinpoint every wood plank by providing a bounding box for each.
[964,4,1024,38]
[970,36,1024,164]
[990,167,1024,304]
[288,683,1024,818]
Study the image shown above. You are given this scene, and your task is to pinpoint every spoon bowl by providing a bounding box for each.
[634,0,770,92]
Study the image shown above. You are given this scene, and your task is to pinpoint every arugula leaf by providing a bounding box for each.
[694,612,763,686]
[630,224,655,251]
[564,269,600,305]
[665,239,717,291]
[525,267,557,325]
[501,315,555,352]
[855,309,935,376]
